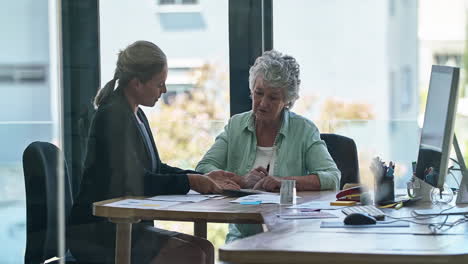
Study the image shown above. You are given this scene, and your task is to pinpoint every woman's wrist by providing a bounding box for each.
[187,174,201,188]
[287,174,321,191]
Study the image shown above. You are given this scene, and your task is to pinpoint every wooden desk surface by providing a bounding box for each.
[94,196,263,224]
[93,192,326,224]
[219,193,468,264]
[220,231,468,264]
[93,192,468,264]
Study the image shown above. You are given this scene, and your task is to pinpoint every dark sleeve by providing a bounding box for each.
[160,163,201,175]
[95,107,190,197]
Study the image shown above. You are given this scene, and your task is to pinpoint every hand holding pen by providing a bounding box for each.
[243,166,269,188]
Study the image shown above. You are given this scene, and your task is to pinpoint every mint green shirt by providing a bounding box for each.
[196,110,340,242]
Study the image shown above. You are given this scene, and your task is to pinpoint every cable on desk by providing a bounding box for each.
[448,168,460,190]
[382,206,468,234]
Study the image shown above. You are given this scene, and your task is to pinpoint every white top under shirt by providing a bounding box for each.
[251,146,276,175]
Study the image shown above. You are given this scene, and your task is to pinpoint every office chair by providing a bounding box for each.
[22,141,76,263]
[320,133,360,189]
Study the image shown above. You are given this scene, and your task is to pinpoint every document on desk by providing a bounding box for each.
[147,194,214,203]
[105,199,181,209]
[187,190,225,199]
[288,201,340,210]
[230,194,281,204]
[277,211,338,219]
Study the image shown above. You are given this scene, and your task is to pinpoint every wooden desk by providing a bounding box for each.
[94,192,468,264]
[93,192,323,264]
[219,193,468,264]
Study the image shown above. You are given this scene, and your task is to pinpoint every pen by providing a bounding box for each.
[386,167,394,178]
[266,164,270,175]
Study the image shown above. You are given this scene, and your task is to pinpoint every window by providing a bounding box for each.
[155,0,204,31]
[159,0,175,4]
[389,0,396,17]
[0,0,62,262]
[0,64,47,83]
[162,60,203,104]
[273,0,418,188]
[272,0,467,188]
[158,0,199,5]
[434,53,462,67]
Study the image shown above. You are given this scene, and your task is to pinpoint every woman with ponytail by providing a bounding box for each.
[68,41,240,264]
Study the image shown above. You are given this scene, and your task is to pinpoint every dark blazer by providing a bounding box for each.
[68,88,196,260]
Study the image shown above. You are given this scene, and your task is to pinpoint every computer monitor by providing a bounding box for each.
[415,65,460,189]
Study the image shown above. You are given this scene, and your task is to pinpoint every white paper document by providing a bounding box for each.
[288,201,340,210]
[187,190,225,199]
[230,194,281,204]
[147,194,212,203]
[105,199,181,209]
[277,211,338,219]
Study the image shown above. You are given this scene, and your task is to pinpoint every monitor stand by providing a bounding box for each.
[413,135,468,204]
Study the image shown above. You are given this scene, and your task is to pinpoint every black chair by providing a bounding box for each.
[320,133,360,189]
[23,141,75,263]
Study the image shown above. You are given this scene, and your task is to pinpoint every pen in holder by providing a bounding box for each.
[371,157,395,205]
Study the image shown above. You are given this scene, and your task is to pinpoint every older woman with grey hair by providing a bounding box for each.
[196,50,340,242]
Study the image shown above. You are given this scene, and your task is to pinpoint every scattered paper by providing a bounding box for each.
[205,194,225,198]
[211,195,227,200]
[277,211,338,219]
[187,190,200,195]
[288,201,340,210]
[105,199,180,209]
[147,194,211,203]
[230,194,281,204]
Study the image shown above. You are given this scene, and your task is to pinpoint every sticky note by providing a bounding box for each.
[330,200,357,206]
[240,201,261,205]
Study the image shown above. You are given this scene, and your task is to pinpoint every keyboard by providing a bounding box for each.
[342,205,385,220]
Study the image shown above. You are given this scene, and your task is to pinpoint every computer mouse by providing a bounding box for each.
[344,213,377,225]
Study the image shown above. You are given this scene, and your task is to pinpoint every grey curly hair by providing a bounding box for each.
[249,50,301,108]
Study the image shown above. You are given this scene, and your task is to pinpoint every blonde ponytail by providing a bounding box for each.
[93,75,118,109]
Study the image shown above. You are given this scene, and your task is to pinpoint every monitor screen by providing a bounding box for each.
[415,65,459,188]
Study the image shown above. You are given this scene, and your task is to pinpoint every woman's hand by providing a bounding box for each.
[243,167,268,188]
[187,174,224,194]
[205,170,245,189]
[253,176,281,192]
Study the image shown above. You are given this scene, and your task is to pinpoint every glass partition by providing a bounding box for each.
[0,0,62,262]
[3,0,468,262]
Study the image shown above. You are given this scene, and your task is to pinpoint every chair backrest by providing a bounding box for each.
[320,133,360,189]
[23,141,74,263]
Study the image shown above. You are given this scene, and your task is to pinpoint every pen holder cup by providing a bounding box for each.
[375,176,395,205]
